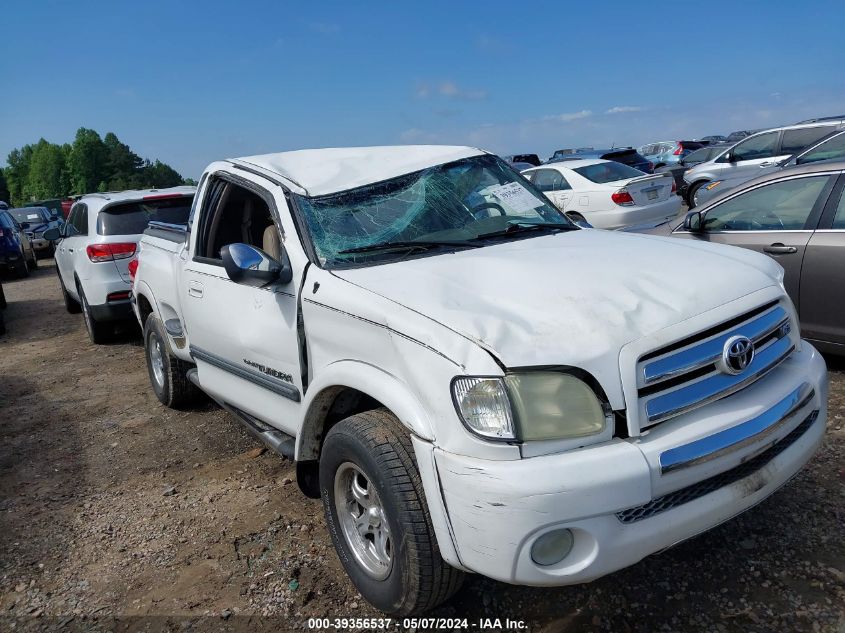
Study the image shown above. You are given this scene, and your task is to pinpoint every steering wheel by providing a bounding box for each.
[750,212,785,231]
[470,202,507,219]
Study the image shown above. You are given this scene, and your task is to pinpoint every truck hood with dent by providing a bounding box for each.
[332,229,783,373]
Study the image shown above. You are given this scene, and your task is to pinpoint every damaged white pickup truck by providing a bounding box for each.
[132,145,828,615]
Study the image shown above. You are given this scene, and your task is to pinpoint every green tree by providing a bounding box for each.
[26,138,68,200]
[143,160,184,188]
[104,132,143,190]
[68,128,108,195]
[5,145,34,205]
[0,168,10,203]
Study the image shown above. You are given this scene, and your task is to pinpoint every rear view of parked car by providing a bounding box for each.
[504,153,541,167]
[8,206,63,257]
[523,159,680,229]
[639,141,705,169]
[0,209,38,277]
[684,120,845,206]
[44,187,195,343]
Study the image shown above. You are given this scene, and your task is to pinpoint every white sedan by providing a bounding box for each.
[522,159,682,229]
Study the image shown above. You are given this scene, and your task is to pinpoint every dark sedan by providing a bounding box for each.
[0,209,38,277]
[548,148,653,173]
[627,161,845,354]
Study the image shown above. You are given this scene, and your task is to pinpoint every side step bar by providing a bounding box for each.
[186,369,295,459]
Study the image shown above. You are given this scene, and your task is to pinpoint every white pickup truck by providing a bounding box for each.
[132,145,828,615]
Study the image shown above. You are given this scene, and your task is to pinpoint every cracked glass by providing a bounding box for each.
[295,155,571,268]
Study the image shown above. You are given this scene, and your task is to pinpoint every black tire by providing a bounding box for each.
[143,314,200,408]
[320,409,463,615]
[687,181,706,208]
[0,283,6,310]
[28,250,37,270]
[77,282,111,344]
[0,310,5,336]
[566,211,588,225]
[15,250,29,278]
[58,270,81,314]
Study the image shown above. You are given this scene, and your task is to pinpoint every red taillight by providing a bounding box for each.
[86,242,136,262]
[128,257,139,282]
[671,180,677,193]
[673,143,683,156]
[107,291,131,302]
[0,228,4,237]
[611,190,635,206]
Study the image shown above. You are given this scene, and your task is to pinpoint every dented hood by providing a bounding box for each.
[333,229,782,370]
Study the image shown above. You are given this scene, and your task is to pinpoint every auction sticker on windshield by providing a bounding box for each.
[488,182,540,214]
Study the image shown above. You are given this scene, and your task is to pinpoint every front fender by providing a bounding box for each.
[296,359,435,461]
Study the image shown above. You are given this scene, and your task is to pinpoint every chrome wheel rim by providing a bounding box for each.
[150,335,165,388]
[334,461,392,580]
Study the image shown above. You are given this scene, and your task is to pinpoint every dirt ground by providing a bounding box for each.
[1,260,843,633]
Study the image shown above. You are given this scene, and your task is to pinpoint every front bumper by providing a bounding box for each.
[424,343,827,585]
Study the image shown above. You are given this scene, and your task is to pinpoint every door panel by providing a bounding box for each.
[798,231,845,345]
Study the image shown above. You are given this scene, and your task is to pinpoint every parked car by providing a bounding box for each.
[549,148,654,173]
[0,209,38,277]
[43,187,195,343]
[700,135,727,144]
[695,129,845,206]
[629,160,845,354]
[725,130,760,143]
[503,153,541,167]
[657,144,730,196]
[133,145,826,615]
[8,206,63,257]
[0,278,6,335]
[638,141,705,169]
[522,159,680,229]
[683,120,845,207]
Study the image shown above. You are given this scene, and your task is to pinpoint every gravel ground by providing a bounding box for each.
[0,260,843,633]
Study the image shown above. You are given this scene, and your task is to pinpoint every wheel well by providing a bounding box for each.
[296,386,383,498]
[137,293,154,326]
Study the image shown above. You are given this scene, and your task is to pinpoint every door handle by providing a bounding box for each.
[187,281,204,298]
[68,248,74,253]
[764,243,797,254]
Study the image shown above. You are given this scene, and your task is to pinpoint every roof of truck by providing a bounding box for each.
[232,145,486,196]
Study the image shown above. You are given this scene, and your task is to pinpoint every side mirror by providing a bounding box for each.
[683,210,703,232]
[42,227,62,241]
[220,243,293,287]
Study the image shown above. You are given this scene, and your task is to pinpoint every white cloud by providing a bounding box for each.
[415,80,488,101]
[605,106,644,114]
[543,110,592,122]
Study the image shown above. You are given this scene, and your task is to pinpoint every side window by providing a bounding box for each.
[781,126,836,155]
[0,212,12,229]
[702,176,830,232]
[731,132,779,162]
[72,204,89,236]
[797,132,845,165]
[833,188,845,229]
[65,206,80,236]
[532,169,571,192]
[197,180,275,261]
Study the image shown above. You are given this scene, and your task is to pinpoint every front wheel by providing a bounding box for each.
[687,181,706,208]
[15,249,30,278]
[143,315,200,408]
[320,409,464,615]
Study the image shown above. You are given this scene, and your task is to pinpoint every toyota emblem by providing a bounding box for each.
[720,335,755,375]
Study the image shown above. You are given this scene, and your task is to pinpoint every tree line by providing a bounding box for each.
[0,128,195,206]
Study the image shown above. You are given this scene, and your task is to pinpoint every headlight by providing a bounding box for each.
[452,372,607,442]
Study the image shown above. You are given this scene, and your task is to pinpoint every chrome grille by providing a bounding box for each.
[636,301,794,430]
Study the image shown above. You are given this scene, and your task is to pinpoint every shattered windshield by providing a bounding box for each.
[295,155,572,268]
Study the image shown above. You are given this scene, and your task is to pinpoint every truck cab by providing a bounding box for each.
[132,146,827,615]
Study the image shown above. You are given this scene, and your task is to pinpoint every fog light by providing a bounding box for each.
[530,528,574,566]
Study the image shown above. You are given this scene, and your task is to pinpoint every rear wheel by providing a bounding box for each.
[320,409,464,615]
[28,249,37,270]
[15,249,30,278]
[566,211,588,225]
[143,314,200,408]
[78,282,111,344]
[58,270,81,313]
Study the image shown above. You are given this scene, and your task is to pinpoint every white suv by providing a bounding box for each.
[46,187,194,343]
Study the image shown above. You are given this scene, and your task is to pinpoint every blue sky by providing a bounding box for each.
[2,0,844,178]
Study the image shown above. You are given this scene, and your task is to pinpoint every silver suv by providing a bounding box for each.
[683,119,845,206]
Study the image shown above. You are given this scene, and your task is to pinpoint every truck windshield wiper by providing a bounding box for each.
[338,239,479,255]
[472,222,578,241]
